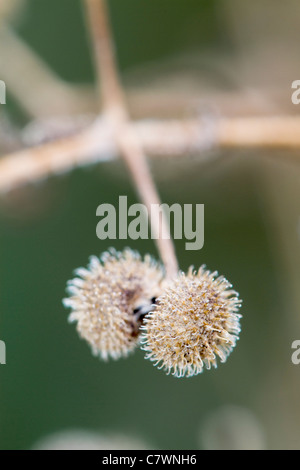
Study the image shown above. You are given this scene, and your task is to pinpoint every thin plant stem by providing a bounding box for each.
[84,0,125,111]
[84,0,179,278]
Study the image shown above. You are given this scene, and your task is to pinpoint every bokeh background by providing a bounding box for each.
[0,0,300,450]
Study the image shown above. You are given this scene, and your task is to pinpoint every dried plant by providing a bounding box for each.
[141,267,242,378]
[5,0,298,377]
[55,0,243,377]
[64,248,164,360]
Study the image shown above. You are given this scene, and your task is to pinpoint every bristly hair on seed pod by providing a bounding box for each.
[63,248,164,361]
[141,265,242,378]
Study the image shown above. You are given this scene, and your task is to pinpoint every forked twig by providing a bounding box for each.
[0,1,300,267]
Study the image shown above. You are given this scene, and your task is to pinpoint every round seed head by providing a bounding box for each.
[141,266,242,378]
[63,248,164,360]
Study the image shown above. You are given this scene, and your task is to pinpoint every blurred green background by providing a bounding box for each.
[0,0,300,450]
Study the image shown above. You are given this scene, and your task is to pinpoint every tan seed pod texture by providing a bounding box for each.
[63,248,164,360]
[141,266,242,378]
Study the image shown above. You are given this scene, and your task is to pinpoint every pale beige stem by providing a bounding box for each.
[218,116,300,149]
[118,124,179,277]
[1,115,300,193]
[84,0,125,110]
[0,116,116,192]
[84,0,179,278]
[136,116,300,153]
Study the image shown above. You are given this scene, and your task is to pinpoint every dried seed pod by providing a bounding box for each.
[63,248,164,360]
[141,266,242,377]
